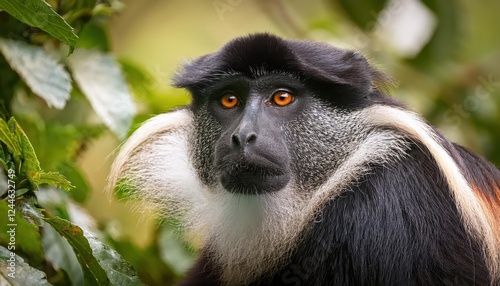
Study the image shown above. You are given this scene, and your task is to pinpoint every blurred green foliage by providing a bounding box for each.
[0,0,499,285]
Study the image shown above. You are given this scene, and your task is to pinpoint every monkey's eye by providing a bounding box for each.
[220,93,239,108]
[272,91,294,106]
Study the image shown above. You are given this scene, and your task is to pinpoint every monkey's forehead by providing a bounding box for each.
[173,33,388,91]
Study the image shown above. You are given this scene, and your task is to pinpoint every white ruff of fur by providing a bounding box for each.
[364,105,500,280]
[107,110,204,226]
[203,186,305,285]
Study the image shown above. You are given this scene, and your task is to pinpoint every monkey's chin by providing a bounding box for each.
[220,172,290,195]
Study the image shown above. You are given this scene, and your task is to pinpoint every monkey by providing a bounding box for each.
[108,33,500,285]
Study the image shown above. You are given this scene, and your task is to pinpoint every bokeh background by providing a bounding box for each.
[2,0,500,285]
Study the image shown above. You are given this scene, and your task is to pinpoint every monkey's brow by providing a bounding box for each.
[211,68,304,82]
[211,69,241,78]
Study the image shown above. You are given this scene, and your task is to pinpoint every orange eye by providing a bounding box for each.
[272,91,294,106]
[220,93,239,108]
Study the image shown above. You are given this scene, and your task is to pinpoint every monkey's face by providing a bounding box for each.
[194,73,314,194]
[179,34,387,195]
[189,72,371,195]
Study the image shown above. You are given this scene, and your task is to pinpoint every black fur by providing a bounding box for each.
[176,254,220,286]
[174,33,390,95]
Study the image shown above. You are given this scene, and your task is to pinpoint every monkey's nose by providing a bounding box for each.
[231,132,257,147]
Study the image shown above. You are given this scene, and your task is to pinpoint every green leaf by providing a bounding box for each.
[337,0,388,31]
[8,117,41,186]
[0,39,72,109]
[0,118,20,156]
[14,117,98,173]
[6,117,41,188]
[11,116,94,195]
[0,246,52,286]
[0,0,78,49]
[85,232,144,286]
[0,160,7,175]
[0,117,73,191]
[14,118,78,170]
[68,49,136,139]
[0,200,44,265]
[0,145,5,165]
[33,171,73,191]
[42,223,84,285]
[44,217,109,286]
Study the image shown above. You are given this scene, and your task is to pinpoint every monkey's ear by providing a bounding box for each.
[172,54,220,90]
[173,33,391,92]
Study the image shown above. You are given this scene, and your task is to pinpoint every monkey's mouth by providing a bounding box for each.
[229,162,283,177]
[218,162,290,195]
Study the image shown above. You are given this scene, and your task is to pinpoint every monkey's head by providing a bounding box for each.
[110,33,400,252]
[109,33,401,231]
[173,33,393,195]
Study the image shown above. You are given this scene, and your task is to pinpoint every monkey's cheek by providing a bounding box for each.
[220,172,291,195]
